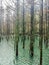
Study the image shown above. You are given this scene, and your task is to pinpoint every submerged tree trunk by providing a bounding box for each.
[15,0,19,56]
[22,0,25,49]
[30,0,34,57]
[15,36,18,56]
[39,0,43,65]
[39,35,43,65]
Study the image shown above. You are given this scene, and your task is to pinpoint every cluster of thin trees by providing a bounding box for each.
[0,0,15,41]
[0,0,49,65]
[14,0,49,65]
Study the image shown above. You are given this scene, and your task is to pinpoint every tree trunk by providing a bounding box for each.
[22,0,25,49]
[39,0,43,65]
[45,1,48,48]
[30,0,34,57]
[15,0,19,56]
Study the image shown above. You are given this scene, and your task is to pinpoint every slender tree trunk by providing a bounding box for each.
[44,4,46,45]
[30,0,34,57]
[46,1,49,48]
[22,0,25,49]
[6,6,11,41]
[40,37,43,65]
[39,0,43,65]
[15,0,19,56]
[45,1,48,48]
[16,39,18,56]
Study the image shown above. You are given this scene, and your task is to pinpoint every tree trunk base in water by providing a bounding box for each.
[16,42,18,57]
[23,41,25,49]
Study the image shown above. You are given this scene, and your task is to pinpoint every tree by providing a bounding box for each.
[44,0,48,48]
[6,6,10,41]
[46,0,49,48]
[22,0,26,49]
[15,0,19,56]
[39,0,43,65]
[30,0,34,57]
